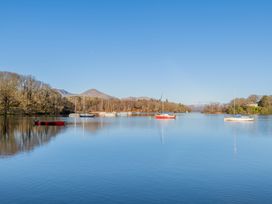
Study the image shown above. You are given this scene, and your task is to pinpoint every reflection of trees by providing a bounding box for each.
[83,121,108,133]
[0,117,63,157]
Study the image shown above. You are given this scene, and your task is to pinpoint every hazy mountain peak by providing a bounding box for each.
[80,89,116,99]
[55,89,75,96]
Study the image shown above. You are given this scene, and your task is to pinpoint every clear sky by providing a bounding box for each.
[0,0,271,104]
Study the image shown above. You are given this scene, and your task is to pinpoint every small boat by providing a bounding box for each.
[97,112,117,117]
[69,113,80,118]
[104,112,117,117]
[224,115,255,122]
[155,94,176,120]
[224,98,255,122]
[155,113,176,120]
[34,121,65,126]
[80,113,95,118]
[117,112,132,117]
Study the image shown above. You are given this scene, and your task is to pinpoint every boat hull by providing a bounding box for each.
[69,113,80,118]
[34,121,65,126]
[155,115,176,120]
[80,114,95,118]
[98,112,117,117]
[224,117,255,122]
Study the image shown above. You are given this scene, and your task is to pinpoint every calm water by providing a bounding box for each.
[1,114,272,204]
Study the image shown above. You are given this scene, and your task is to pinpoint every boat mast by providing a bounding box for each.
[83,95,86,113]
[234,98,236,115]
[160,93,164,113]
[74,97,77,113]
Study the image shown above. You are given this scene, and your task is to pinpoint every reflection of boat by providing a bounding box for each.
[80,113,95,118]
[34,121,65,126]
[224,115,255,122]
[155,113,176,120]
[1,117,63,157]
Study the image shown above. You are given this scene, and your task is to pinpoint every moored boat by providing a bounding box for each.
[224,115,255,122]
[224,98,255,122]
[104,112,117,117]
[154,94,176,120]
[155,113,176,120]
[34,121,65,126]
[80,113,95,118]
[117,112,132,117]
[69,113,80,118]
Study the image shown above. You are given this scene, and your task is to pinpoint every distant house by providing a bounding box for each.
[246,103,258,108]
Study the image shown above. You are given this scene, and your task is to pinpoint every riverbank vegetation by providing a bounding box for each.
[66,96,189,113]
[203,95,272,115]
[0,72,71,115]
[0,72,190,115]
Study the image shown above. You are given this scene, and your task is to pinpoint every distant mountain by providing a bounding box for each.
[55,89,75,96]
[80,89,116,99]
[56,88,154,101]
[122,96,154,101]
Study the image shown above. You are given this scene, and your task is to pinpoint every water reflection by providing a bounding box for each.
[0,117,112,157]
[0,117,64,157]
[68,117,110,135]
[156,119,175,145]
[224,115,272,157]
[225,115,272,137]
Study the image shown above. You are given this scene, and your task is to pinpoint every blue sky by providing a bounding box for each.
[0,0,271,104]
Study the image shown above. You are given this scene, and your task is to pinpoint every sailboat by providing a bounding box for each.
[224,99,254,122]
[69,97,80,117]
[80,96,95,118]
[102,100,117,117]
[155,95,176,120]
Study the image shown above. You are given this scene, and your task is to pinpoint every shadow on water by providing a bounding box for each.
[0,116,65,157]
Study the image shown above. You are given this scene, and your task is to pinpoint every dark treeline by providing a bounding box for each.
[67,96,190,113]
[203,95,272,115]
[0,71,72,115]
[0,72,190,115]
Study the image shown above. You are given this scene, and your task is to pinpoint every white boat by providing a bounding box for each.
[98,112,117,117]
[224,115,255,122]
[224,98,255,122]
[69,113,80,118]
[117,112,132,117]
[69,98,80,117]
[104,112,117,117]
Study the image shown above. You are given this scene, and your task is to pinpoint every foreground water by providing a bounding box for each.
[1,114,272,204]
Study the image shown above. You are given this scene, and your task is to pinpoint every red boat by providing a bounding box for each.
[155,114,176,120]
[34,121,65,126]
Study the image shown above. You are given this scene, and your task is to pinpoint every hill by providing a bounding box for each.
[80,89,116,99]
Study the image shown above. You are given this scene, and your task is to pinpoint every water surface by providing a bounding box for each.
[1,114,272,203]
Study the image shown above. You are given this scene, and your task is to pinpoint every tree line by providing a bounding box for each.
[0,72,190,115]
[66,96,190,113]
[0,71,71,116]
[203,95,272,115]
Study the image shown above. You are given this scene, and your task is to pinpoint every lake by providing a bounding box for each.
[1,114,272,204]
